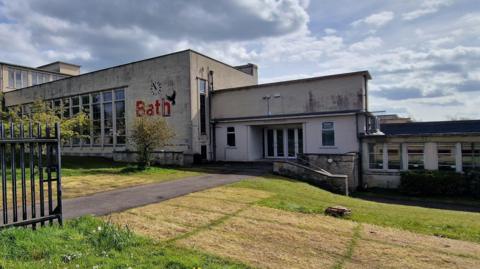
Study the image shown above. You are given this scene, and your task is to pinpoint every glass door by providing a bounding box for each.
[265,127,303,158]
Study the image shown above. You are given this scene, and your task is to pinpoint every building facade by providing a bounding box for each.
[4,49,476,190]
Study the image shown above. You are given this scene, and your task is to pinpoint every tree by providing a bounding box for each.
[131,117,175,167]
[2,99,89,141]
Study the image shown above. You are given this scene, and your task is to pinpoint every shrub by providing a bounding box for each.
[467,170,480,198]
[399,170,469,196]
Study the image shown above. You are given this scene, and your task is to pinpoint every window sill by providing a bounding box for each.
[319,146,337,149]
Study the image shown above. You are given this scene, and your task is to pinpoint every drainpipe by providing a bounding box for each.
[356,112,364,190]
[208,70,216,162]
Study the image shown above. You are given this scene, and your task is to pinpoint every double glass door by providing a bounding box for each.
[265,127,303,158]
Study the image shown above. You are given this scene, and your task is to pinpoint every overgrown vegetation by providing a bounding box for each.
[131,117,175,167]
[231,175,480,243]
[400,170,480,197]
[0,216,249,269]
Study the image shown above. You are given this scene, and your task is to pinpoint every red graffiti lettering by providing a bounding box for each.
[136,100,145,116]
[136,99,172,117]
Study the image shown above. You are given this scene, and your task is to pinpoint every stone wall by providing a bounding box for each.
[273,161,349,195]
[300,153,359,191]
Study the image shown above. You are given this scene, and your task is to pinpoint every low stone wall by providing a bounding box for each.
[112,150,192,166]
[300,153,359,191]
[273,161,349,195]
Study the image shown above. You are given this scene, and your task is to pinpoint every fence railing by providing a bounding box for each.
[0,122,62,230]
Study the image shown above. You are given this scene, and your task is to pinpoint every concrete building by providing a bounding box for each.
[362,120,480,188]
[0,61,78,93]
[2,49,478,191]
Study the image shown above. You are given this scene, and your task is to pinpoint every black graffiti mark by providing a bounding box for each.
[166,90,176,106]
[150,81,162,95]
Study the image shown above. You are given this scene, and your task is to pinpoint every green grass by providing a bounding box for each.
[231,175,480,243]
[0,216,250,269]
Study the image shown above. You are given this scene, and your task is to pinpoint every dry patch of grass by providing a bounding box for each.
[62,170,200,198]
[345,239,480,269]
[179,214,347,269]
[108,186,480,269]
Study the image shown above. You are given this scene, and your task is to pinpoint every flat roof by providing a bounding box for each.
[0,61,71,76]
[4,49,254,93]
[214,70,371,93]
[381,120,480,136]
[37,61,81,68]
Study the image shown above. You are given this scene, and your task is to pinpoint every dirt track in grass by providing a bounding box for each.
[107,186,480,269]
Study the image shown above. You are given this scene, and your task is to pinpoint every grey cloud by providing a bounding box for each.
[457,80,480,92]
[372,87,447,100]
[7,0,308,41]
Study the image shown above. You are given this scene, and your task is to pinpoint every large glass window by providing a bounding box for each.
[114,89,126,145]
[287,129,295,157]
[462,143,480,172]
[368,143,383,169]
[92,93,102,146]
[199,79,207,135]
[387,143,402,170]
[8,69,14,88]
[71,96,80,146]
[267,129,274,157]
[437,143,456,171]
[276,129,284,157]
[103,92,113,146]
[298,128,303,154]
[81,95,91,146]
[322,122,335,146]
[227,127,235,147]
[407,144,424,170]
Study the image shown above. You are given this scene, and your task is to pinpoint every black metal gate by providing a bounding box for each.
[0,122,62,229]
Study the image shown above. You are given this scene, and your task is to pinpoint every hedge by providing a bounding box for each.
[399,170,480,197]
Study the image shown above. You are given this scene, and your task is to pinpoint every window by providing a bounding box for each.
[437,143,456,171]
[368,143,383,169]
[15,71,22,88]
[71,96,80,146]
[276,129,284,157]
[199,79,207,135]
[267,129,274,156]
[287,129,295,157]
[8,69,14,88]
[407,144,424,170]
[92,93,102,146]
[322,122,335,146]
[387,143,402,169]
[62,98,70,119]
[81,95,91,146]
[462,143,480,172]
[103,91,113,146]
[227,127,235,147]
[114,89,126,145]
[298,128,303,154]
[199,79,207,94]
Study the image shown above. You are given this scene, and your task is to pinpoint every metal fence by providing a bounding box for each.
[0,122,62,229]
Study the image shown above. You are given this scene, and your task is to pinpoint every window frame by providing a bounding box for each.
[226,126,236,147]
[321,121,335,146]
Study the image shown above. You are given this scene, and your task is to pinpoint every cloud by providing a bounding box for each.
[352,11,394,27]
[402,0,454,21]
[456,80,480,92]
[0,0,310,68]
[372,87,447,100]
[349,37,383,51]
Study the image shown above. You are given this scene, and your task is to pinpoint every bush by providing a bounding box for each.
[399,170,469,196]
[467,170,480,198]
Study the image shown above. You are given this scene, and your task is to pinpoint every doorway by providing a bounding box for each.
[264,127,303,158]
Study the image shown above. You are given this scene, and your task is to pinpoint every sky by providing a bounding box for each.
[0,0,479,121]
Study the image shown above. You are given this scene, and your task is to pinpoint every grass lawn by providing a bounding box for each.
[0,216,248,269]
[2,175,480,268]
[106,178,480,268]
[232,175,480,243]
